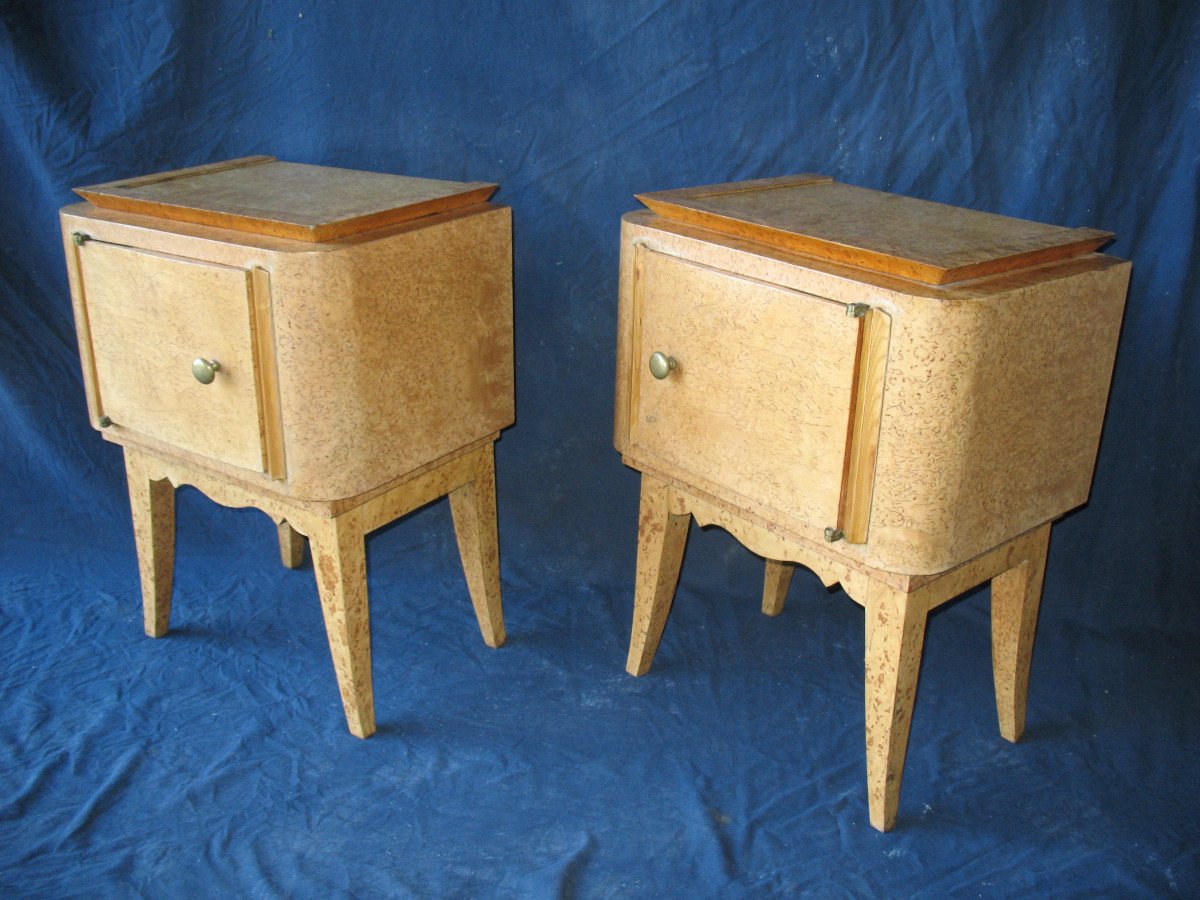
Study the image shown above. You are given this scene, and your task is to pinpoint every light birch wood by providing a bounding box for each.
[659,471,874,592]
[248,266,286,479]
[61,198,514,506]
[117,441,505,738]
[307,508,374,738]
[78,240,266,472]
[614,178,1126,830]
[125,450,176,638]
[864,579,928,832]
[761,560,794,616]
[626,478,1059,830]
[629,245,861,534]
[838,307,890,543]
[636,175,1112,285]
[449,444,506,648]
[76,157,497,242]
[63,161,514,741]
[614,210,1129,574]
[277,521,305,569]
[992,523,1050,742]
[625,475,691,676]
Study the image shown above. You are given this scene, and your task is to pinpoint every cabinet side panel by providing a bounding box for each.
[272,206,514,501]
[866,262,1130,573]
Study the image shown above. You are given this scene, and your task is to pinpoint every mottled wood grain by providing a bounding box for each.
[864,578,927,832]
[992,523,1050,742]
[120,442,506,738]
[64,161,514,739]
[761,560,794,617]
[637,175,1111,284]
[615,211,1129,575]
[629,244,860,535]
[77,241,266,472]
[625,475,691,676]
[76,157,497,242]
[616,178,1123,830]
[61,200,514,506]
[124,449,176,638]
[449,444,506,648]
[277,520,306,569]
[307,508,374,738]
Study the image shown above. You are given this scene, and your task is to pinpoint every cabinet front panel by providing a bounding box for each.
[629,245,861,531]
[78,241,266,472]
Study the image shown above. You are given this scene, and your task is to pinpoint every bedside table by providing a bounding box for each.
[613,175,1129,829]
[61,156,514,738]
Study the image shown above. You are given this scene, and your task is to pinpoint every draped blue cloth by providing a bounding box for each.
[1,2,1196,894]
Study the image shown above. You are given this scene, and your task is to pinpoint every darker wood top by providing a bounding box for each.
[636,175,1112,284]
[75,156,498,242]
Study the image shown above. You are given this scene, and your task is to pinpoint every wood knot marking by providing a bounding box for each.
[319,553,338,592]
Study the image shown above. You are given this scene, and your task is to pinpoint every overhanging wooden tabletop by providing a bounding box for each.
[636,174,1111,285]
[75,156,498,242]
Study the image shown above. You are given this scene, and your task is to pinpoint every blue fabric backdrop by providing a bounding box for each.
[1,1,1197,895]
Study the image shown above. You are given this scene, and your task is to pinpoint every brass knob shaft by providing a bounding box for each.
[648,351,677,380]
[192,358,221,384]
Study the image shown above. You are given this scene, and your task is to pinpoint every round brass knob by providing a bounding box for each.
[191,358,221,385]
[648,351,677,380]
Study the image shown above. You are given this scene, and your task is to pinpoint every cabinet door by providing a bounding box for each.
[628,245,863,533]
[77,240,269,473]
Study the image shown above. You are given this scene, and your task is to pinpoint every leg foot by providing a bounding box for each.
[992,525,1050,742]
[277,520,306,569]
[124,450,176,638]
[864,580,927,831]
[308,510,374,738]
[449,445,506,648]
[762,559,795,616]
[625,476,690,676]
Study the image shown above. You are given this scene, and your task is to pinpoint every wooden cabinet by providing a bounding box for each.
[613,175,1130,830]
[62,156,514,738]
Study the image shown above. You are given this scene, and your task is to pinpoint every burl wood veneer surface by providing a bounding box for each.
[629,245,860,531]
[75,156,498,242]
[78,241,267,472]
[637,175,1112,285]
[62,201,514,504]
[614,211,1129,574]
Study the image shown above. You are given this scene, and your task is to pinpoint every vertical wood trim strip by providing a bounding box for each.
[625,242,647,452]
[839,308,891,542]
[68,239,107,422]
[249,266,286,480]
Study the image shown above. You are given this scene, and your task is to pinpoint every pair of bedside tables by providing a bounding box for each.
[61,158,1128,830]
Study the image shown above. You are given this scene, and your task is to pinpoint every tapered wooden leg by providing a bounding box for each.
[449,445,506,648]
[992,524,1050,742]
[625,476,691,676]
[864,579,928,832]
[277,520,306,569]
[762,559,795,616]
[124,450,176,638]
[307,510,374,738]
